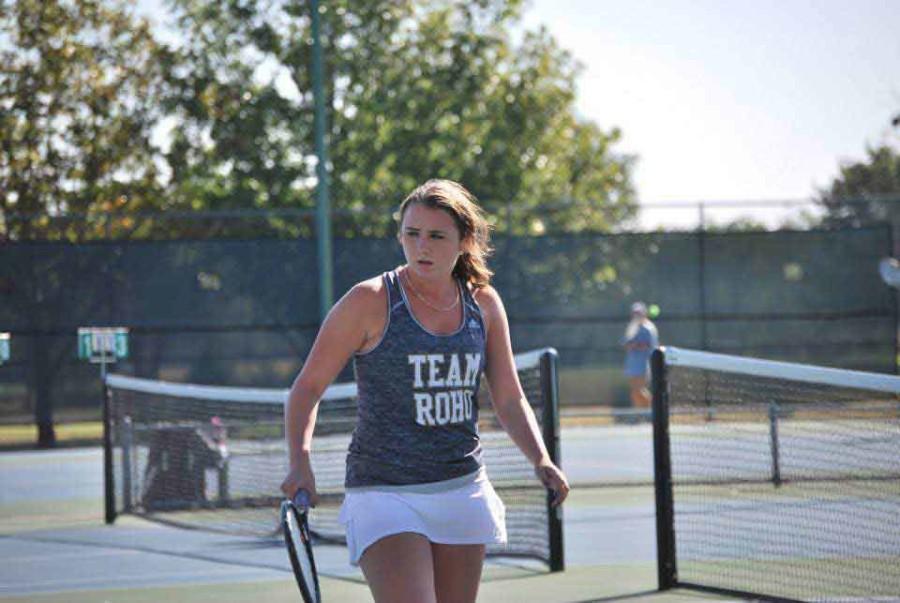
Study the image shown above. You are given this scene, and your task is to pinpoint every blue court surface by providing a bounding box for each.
[0,426,739,602]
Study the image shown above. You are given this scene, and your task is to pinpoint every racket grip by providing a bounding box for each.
[292,489,311,510]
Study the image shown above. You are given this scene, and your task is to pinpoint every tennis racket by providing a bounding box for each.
[281,490,321,603]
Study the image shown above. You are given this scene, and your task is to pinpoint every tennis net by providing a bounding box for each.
[652,346,900,602]
[103,348,563,570]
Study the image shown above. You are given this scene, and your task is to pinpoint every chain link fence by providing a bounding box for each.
[0,212,895,445]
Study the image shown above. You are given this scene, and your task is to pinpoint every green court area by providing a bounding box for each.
[0,422,103,448]
[0,498,101,534]
[677,558,900,601]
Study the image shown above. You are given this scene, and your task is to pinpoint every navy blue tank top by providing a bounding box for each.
[345,269,486,488]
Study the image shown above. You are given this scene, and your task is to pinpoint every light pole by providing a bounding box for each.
[311,0,333,321]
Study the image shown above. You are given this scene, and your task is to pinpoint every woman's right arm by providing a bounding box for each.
[280,282,380,503]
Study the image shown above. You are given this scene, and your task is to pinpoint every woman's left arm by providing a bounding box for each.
[476,286,570,506]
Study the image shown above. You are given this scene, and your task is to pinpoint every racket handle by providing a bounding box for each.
[292,489,311,510]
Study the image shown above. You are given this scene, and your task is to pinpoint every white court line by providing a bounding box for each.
[0,563,278,593]
[5,547,141,565]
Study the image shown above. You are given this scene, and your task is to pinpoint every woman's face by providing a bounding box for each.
[399,203,464,280]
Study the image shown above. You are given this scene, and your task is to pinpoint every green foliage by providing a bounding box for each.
[702,216,770,232]
[817,145,900,227]
[0,0,171,239]
[160,0,314,220]
[163,0,637,235]
[2,0,637,240]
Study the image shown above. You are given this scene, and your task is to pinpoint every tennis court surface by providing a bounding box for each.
[3,345,898,602]
[0,430,724,603]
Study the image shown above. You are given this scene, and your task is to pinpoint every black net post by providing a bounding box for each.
[540,348,564,572]
[652,347,676,590]
[103,379,116,524]
[121,416,133,511]
[890,223,899,375]
[218,461,230,504]
[697,222,708,351]
[768,401,782,487]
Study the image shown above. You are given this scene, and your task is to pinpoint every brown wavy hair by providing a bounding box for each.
[397,179,494,288]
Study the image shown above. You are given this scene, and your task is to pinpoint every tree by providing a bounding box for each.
[0,0,173,241]
[1,0,176,446]
[0,0,640,446]
[702,217,769,232]
[162,0,637,235]
[817,145,900,228]
[158,0,315,227]
[1,0,637,237]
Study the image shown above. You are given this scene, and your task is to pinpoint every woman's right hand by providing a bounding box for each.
[534,458,570,507]
[280,461,319,507]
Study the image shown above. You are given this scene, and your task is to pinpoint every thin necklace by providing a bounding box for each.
[403,269,460,312]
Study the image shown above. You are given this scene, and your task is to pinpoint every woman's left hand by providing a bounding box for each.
[534,459,570,507]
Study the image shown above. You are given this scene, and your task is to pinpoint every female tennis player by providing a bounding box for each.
[281,179,569,603]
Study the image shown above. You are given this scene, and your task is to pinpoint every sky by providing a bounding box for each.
[520,0,900,226]
[134,0,900,228]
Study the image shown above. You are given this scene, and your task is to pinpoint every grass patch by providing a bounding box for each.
[0,421,103,447]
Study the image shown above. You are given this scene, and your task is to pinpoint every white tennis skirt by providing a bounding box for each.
[338,467,507,566]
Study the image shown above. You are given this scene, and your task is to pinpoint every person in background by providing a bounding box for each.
[622,301,658,409]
